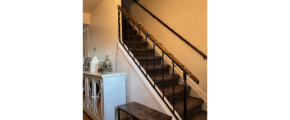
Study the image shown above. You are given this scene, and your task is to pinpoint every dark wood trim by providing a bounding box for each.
[118,5,200,84]
[132,0,207,60]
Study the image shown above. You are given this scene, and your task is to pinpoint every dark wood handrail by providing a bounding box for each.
[132,0,207,60]
[118,5,199,84]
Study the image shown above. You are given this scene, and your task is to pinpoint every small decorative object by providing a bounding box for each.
[98,60,104,73]
[90,56,100,73]
[103,55,112,72]
[83,57,92,71]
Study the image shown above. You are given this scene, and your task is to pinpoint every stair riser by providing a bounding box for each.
[123,30,137,35]
[147,69,170,77]
[122,25,133,29]
[125,43,147,49]
[122,35,142,41]
[124,41,147,45]
[132,51,154,57]
[156,79,179,90]
[128,46,147,49]
[122,22,135,26]
[139,59,161,66]
[180,105,202,120]
[122,21,138,26]
[122,39,144,43]
[167,91,190,105]
[123,40,145,45]
[122,25,144,33]
[122,20,132,24]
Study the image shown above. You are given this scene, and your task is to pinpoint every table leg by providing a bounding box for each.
[118,108,120,120]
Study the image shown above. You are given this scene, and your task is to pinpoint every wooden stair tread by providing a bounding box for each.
[152,74,180,82]
[123,29,137,32]
[142,65,170,70]
[174,97,204,116]
[123,34,141,37]
[124,41,148,45]
[129,48,154,52]
[163,85,191,97]
[189,111,207,120]
[136,56,162,60]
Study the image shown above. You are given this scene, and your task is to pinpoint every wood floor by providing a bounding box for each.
[83,111,93,120]
[83,92,102,120]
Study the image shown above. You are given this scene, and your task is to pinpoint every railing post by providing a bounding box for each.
[118,9,120,41]
[126,17,130,51]
[162,52,164,99]
[153,43,156,87]
[146,35,148,78]
[172,61,175,113]
[118,8,122,45]
[132,22,135,58]
[121,15,125,48]
[183,71,187,120]
[138,28,141,68]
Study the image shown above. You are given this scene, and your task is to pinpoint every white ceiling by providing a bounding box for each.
[83,0,104,13]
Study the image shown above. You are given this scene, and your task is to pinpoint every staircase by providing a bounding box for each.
[120,18,207,120]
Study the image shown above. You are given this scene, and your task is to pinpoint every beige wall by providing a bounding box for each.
[83,13,90,24]
[88,0,118,61]
[123,0,207,95]
[87,0,162,112]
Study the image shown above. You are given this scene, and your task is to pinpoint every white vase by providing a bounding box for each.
[90,56,99,73]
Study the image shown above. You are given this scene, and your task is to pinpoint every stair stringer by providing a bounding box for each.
[117,41,182,120]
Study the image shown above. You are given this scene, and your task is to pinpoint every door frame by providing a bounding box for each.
[83,27,89,60]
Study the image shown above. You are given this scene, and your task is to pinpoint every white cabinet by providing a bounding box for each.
[83,71,126,120]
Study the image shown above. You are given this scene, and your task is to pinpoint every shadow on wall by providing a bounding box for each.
[121,0,139,15]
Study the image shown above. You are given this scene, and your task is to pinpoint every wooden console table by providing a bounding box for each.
[83,71,126,120]
[117,102,172,120]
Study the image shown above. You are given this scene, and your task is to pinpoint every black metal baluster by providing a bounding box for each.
[172,61,175,113]
[162,52,164,99]
[153,43,156,87]
[183,71,187,120]
[120,11,124,47]
[146,35,148,78]
[118,9,121,44]
[138,27,141,68]
[126,17,129,52]
[132,22,135,59]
